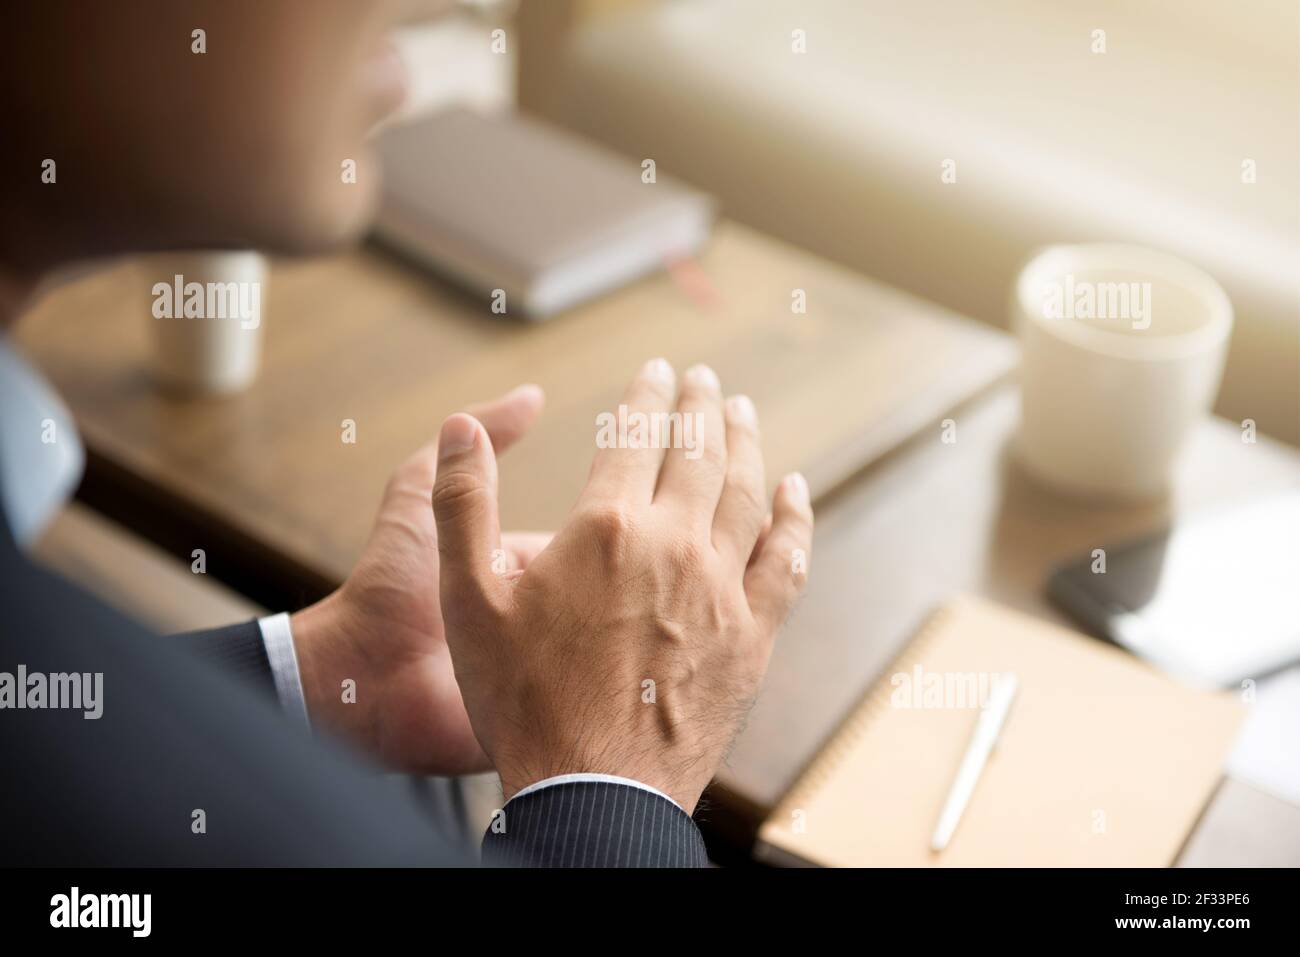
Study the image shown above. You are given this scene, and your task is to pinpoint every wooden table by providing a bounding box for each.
[16,222,1012,608]
[18,221,1297,864]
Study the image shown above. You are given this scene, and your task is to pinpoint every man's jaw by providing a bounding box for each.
[0,265,41,330]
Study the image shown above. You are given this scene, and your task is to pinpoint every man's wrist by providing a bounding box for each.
[507,773,684,811]
[290,591,364,735]
[499,763,700,815]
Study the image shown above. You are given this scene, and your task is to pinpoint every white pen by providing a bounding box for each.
[929,672,1019,853]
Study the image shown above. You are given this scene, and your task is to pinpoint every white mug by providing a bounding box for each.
[1012,244,1233,501]
[146,251,266,394]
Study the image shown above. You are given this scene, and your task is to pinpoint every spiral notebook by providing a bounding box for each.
[756,597,1243,867]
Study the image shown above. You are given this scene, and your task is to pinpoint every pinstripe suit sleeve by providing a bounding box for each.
[172,620,277,698]
[481,781,708,867]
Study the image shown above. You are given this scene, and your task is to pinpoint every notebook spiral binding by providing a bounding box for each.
[768,603,955,826]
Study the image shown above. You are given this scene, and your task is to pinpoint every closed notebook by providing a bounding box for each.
[374,107,714,318]
[756,597,1243,867]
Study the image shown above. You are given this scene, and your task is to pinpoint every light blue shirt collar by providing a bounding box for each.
[0,336,84,547]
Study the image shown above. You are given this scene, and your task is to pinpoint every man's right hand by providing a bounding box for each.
[430,359,813,814]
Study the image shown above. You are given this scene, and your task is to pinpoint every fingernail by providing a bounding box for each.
[786,472,809,500]
[508,383,544,403]
[439,415,479,460]
[727,394,756,424]
[643,357,673,382]
[686,363,720,391]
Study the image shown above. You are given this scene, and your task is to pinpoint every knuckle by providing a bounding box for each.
[781,554,809,596]
[431,471,484,518]
[780,534,812,577]
[579,503,639,561]
[785,498,815,535]
[385,465,426,503]
[382,472,405,503]
[667,535,706,575]
[698,441,726,470]
[726,475,767,516]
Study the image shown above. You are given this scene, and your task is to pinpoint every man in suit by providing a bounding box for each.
[0,1,813,866]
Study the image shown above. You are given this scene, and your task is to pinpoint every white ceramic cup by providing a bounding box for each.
[1012,244,1233,501]
[147,251,266,394]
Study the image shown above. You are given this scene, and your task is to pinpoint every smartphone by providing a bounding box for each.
[1047,492,1300,688]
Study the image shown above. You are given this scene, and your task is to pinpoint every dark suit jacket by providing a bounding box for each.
[0,514,706,867]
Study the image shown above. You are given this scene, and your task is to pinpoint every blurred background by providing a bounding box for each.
[402,0,1298,444]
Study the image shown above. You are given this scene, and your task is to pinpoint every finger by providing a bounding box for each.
[712,394,766,564]
[748,513,773,570]
[501,530,554,570]
[584,358,677,503]
[744,473,814,632]
[653,363,726,514]
[466,383,545,455]
[393,384,544,490]
[431,413,508,625]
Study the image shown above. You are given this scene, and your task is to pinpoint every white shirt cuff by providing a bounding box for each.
[508,773,683,811]
[257,612,311,733]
